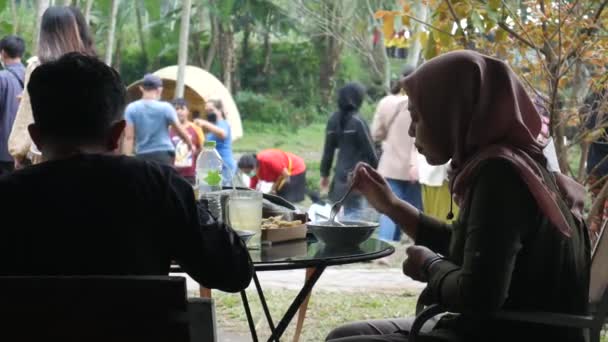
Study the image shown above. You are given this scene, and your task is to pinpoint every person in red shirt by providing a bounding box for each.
[170,98,204,185]
[238,149,307,203]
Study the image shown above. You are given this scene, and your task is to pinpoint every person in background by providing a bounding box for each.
[417,157,459,223]
[195,99,235,185]
[170,98,204,185]
[320,82,378,216]
[0,53,252,292]
[122,74,193,166]
[9,6,96,167]
[583,82,608,243]
[327,50,588,342]
[372,67,422,242]
[0,35,25,175]
[237,149,307,203]
[533,93,561,173]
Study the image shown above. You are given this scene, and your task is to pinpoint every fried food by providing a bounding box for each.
[261,215,303,230]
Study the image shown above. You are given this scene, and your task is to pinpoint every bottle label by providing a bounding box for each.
[204,170,223,186]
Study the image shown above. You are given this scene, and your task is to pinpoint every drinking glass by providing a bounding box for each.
[225,190,263,249]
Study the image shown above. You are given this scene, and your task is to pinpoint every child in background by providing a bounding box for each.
[170,98,204,185]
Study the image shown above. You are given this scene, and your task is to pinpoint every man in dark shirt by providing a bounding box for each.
[0,53,252,293]
[0,35,25,175]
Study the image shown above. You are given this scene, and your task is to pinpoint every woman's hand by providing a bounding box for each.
[403,245,437,283]
[352,163,398,215]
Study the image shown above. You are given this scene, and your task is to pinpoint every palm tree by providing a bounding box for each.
[104,0,120,66]
[176,0,192,98]
[34,0,50,55]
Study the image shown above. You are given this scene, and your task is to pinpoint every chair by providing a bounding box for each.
[0,275,217,342]
[409,223,608,342]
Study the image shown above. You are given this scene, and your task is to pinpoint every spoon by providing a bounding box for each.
[327,181,355,226]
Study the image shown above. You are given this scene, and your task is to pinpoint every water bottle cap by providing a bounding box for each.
[204,141,217,148]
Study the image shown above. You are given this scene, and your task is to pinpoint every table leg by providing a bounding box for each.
[241,290,259,342]
[266,266,326,342]
[253,271,277,336]
[292,267,315,342]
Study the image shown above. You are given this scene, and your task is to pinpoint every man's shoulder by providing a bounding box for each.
[125,100,142,113]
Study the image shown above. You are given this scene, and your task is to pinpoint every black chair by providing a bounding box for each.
[409,223,608,342]
[0,275,216,342]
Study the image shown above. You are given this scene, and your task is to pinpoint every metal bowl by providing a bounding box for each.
[306,220,379,249]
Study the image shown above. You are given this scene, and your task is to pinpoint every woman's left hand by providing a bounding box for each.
[403,245,437,283]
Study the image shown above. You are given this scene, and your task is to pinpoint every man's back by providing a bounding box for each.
[0,63,25,163]
[125,99,177,155]
[0,154,252,291]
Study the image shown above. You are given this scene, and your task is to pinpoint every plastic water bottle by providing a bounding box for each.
[196,141,224,221]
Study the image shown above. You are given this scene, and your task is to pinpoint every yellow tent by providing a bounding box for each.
[126,65,243,141]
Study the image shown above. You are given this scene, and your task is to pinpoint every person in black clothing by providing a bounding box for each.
[583,85,608,241]
[0,53,252,292]
[320,82,378,216]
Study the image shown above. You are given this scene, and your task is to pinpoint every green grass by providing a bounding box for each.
[214,289,418,341]
[234,122,326,158]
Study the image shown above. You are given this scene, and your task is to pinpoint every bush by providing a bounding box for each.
[235,91,318,129]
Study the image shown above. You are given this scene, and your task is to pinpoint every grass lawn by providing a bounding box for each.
[215,289,418,341]
[234,122,326,159]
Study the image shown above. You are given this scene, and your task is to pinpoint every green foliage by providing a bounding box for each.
[235,91,318,130]
[240,41,320,107]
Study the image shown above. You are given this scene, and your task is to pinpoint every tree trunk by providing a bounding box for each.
[113,34,122,72]
[34,0,50,55]
[405,1,428,69]
[104,0,119,66]
[218,24,234,93]
[135,0,149,70]
[84,0,94,24]
[262,28,271,75]
[204,10,219,70]
[318,0,343,106]
[10,0,18,34]
[176,0,192,98]
[191,3,206,67]
[62,0,72,5]
[241,19,252,67]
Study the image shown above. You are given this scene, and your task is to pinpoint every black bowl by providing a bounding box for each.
[236,230,256,243]
[307,221,378,249]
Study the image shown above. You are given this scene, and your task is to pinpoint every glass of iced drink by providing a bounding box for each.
[226,190,263,249]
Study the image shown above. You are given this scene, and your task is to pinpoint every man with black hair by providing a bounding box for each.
[0,53,252,292]
[0,35,25,175]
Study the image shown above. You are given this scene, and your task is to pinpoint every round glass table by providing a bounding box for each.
[243,238,395,342]
[249,237,395,270]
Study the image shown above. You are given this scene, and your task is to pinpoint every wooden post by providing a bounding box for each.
[199,286,212,299]
[292,267,315,342]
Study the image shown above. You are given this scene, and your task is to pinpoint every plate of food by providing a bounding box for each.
[261,215,307,244]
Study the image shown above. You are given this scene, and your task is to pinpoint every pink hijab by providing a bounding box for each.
[403,50,584,236]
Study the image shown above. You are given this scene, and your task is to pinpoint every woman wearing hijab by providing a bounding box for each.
[320,82,378,215]
[326,51,589,342]
[9,6,96,166]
